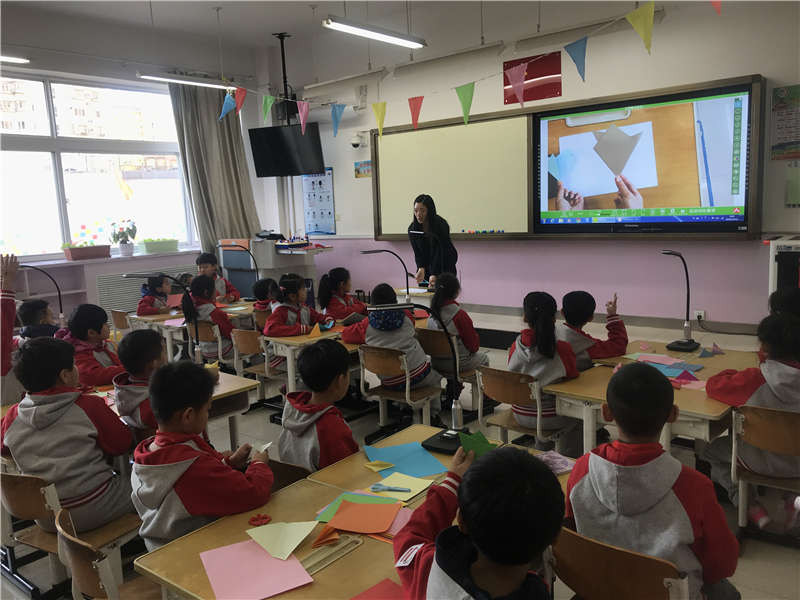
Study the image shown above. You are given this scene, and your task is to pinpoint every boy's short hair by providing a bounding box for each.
[18,299,49,326]
[758,312,800,362]
[118,329,164,376]
[68,304,108,340]
[458,447,564,565]
[769,288,800,318]
[149,362,215,423]
[195,252,218,267]
[297,339,349,392]
[252,278,276,302]
[607,362,674,438]
[562,291,596,327]
[14,337,75,393]
[371,283,397,305]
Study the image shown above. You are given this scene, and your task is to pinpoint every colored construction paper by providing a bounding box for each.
[297,100,310,135]
[372,473,432,502]
[564,37,587,81]
[262,95,276,123]
[311,524,339,548]
[638,354,683,366]
[593,124,642,176]
[163,318,185,327]
[613,362,623,374]
[698,348,714,358]
[218,92,236,121]
[246,521,317,560]
[234,87,247,114]
[648,364,684,378]
[364,443,447,478]
[548,150,577,182]
[372,101,387,137]
[308,323,321,338]
[316,492,399,523]
[639,342,653,351]
[670,379,682,389]
[365,460,395,473]
[350,578,404,600]
[625,0,655,53]
[386,507,414,537]
[711,0,721,15]
[623,353,643,360]
[329,499,402,534]
[331,103,346,137]
[455,82,475,125]
[505,61,528,107]
[536,451,575,476]
[671,362,704,372]
[408,96,424,129]
[678,380,706,391]
[166,294,183,308]
[458,431,498,458]
[712,343,725,355]
[675,370,699,382]
[214,301,230,308]
[199,540,312,600]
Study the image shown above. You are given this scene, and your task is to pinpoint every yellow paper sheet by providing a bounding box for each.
[246,521,318,561]
[373,472,432,502]
[365,460,395,473]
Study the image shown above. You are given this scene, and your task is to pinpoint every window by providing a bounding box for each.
[0,75,196,258]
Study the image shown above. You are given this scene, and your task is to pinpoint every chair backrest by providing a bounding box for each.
[268,459,312,492]
[110,310,130,331]
[253,309,270,331]
[186,320,217,343]
[477,366,537,407]
[416,328,453,357]
[231,329,262,356]
[358,345,405,378]
[552,527,686,600]
[0,472,59,521]
[55,509,109,599]
[736,405,800,456]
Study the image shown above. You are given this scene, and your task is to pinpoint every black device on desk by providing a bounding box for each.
[422,428,468,455]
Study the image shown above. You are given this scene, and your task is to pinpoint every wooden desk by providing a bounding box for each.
[395,288,434,307]
[208,372,258,450]
[264,330,342,393]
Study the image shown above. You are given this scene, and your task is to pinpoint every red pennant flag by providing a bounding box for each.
[505,62,528,107]
[408,96,424,129]
[297,101,310,135]
[711,0,721,14]
[234,87,247,114]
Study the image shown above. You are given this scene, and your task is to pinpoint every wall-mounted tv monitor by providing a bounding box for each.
[534,76,764,236]
[249,123,325,177]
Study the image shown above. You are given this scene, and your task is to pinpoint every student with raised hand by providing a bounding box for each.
[557,291,628,371]
[317,267,367,321]
[137,274,172,316]
[263,273,333,337]
[181,275,234,360]
[55,304,125,386]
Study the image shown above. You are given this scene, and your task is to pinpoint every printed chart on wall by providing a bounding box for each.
[302,167,335,235]
[539,90,749,225]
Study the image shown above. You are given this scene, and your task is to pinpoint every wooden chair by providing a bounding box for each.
[185,320,235,367]
[230,329,263,377]
[267,459,312,492]
[55,509,161,600]
[546,527,689,600]
[732,405,800,530]
[109,311,131,344]
[358,345,442,426]
[253,308,270,331]
[416,328,482,416]
[476,366,573,446]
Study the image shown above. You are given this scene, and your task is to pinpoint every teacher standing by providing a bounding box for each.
[408,194,458,288]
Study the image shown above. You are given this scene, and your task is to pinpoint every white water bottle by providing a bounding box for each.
[451,397,463,430]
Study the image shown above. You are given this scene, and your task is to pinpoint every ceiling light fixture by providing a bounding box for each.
[137,72,231,90]
[322,15,426,49]
[1,56,30,64]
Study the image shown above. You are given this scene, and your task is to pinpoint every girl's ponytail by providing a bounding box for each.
[183,275,214,327]
[318,267,349,309]
[431,272,460,314]
[523,292,557,358]
[276,273,304,304]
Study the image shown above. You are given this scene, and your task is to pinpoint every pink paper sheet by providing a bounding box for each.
[163,318,185,327]
[638,354,683,366]
[386,507,414,537]
[199,539,312,600]
[678,380,706,390]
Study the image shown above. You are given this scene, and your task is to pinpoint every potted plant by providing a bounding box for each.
[110,219,137,257]
[61,241,111,261]
[142,238,179,254]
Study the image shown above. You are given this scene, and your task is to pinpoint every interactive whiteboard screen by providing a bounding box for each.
[376,117,530,235]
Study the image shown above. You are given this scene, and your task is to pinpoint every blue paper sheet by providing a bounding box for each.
[698,348,714,358]
[647,363,684,378]
[364,443,447,478]
[671,362,704,372]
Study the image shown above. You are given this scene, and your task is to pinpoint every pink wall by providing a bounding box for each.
[314,238,769,325]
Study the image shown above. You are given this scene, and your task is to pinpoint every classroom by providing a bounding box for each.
[1,1,799,599]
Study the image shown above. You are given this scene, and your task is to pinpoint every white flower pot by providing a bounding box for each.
[119,242,135,257]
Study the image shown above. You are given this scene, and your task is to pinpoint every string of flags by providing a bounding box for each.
[218,0,721,135]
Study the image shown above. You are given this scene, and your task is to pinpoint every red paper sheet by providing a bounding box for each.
[350,578,404,600]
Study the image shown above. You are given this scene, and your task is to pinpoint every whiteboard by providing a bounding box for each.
[376,117,530,235]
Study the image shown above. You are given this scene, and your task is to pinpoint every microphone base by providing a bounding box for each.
[666,338,700,353]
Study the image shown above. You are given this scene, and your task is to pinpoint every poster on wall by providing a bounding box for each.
[355,160,372,178]
[302,167,335,235]
[771,84,800,160]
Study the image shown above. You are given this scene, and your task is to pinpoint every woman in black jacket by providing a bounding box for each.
[408,194,458,287]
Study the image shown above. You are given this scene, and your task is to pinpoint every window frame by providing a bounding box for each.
[1,71,197,259]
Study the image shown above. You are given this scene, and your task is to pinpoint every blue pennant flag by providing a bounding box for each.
[331,103,346,137]
[565,37,588,82]
[218,92,236,121]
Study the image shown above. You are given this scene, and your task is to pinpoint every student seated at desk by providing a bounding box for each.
[196,252,240,303]
[566,363,739,600]
[1,255,25,406]
[263,273,333,337]
[114,329,166,435]
[394,446,563,600]
[137,274,172,316]
[16,299,60,346]
[131,362,273,550]
[701,313,800,531]
[182,275,234,360]
[278,339,358,471]
[769,287,800,318]
[318,267,367,321]
[1,337,134,532]
[55,304,125,386]
[252,277,279,312]
[556,291,628,371]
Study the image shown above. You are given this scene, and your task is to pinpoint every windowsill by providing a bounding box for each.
[22,247,201,268]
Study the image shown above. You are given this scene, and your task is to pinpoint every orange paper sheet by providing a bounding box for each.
[328,500,402,534]
[308,323,321,338]
[311,524,339,548]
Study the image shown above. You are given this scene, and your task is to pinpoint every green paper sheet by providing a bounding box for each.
[458,431,498,458]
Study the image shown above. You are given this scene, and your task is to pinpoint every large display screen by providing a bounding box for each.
[535,84,754,234]
[249,123,325,177]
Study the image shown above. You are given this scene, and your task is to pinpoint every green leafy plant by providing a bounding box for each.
[110,220,137,244]
[141,237,178,242]
[62,241,97,249]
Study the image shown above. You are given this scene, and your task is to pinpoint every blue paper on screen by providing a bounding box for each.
[364,443,446,478]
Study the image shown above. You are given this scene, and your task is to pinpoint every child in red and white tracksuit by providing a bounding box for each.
[557,291,628,371]
[317,267,367,321]
[183,275,234,360]
[196,252,240,302]
[137,275,172,316]
[1,254,25,406]
[55,304,125,387]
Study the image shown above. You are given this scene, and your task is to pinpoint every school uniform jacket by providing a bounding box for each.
[253,299,275,312]
[131,431,274,550]
[394,473,551,600]
[137,289,168,316]
[566,441,738,600]
[426,300,480,362]
[507,330,579,420]
[54,328,125,387]
[112,372,157,431]
[1,289,25,406]
[1,386,132,508]
[192,296,233,359]
[277,392,359,471]
[706,359,800,478]
[555,314,628,371]
[323,293,368,321]
[263,302,332,337]
[212,274,240,302]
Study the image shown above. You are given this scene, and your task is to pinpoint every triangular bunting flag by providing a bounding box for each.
[698,348,714,358]
[505,62,528,107]
[262,95,276,123]
[331,103,346,137]
[234,87,247,114]
[711,0,721,15]
[372,101,387,137]
[218,92,236,121]
[408,96,424,129]
[565,37,588,81]
[625,0,655,54]
[455,82,475,125]
[296,101,310,135]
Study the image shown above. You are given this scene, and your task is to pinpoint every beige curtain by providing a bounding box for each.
[169,84,260,252]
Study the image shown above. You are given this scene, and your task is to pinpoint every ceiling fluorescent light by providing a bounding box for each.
[1,56,30,64]
[322,15,426,49]
[137,72,231,90]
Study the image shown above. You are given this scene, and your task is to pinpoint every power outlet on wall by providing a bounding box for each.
[693,310,706,321]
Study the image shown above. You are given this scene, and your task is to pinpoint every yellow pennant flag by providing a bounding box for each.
[626,0,655,54]
[372,101,387,137]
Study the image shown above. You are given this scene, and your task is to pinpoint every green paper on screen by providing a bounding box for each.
[458,431,498,458]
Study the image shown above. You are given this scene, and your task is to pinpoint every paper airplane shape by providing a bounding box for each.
[712,343,725,355]
[593,124,642,175]
[675,370,699,382]
[698,348,714,358]
[307,323,321,338]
